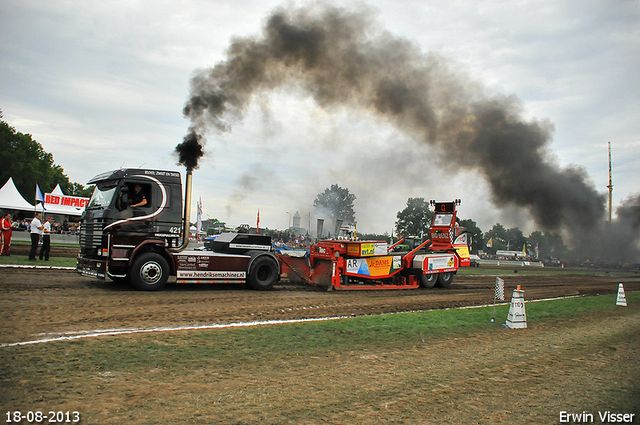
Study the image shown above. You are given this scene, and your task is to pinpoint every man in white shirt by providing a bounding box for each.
[29,213,44,261]
[39,216,55,261]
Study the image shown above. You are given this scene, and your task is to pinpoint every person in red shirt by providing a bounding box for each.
[1,212,12,256]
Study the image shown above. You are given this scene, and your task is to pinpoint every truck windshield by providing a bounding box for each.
[432,213,453,226]
[87,183,118,208]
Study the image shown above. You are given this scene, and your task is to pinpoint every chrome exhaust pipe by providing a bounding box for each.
[170,169,193,252]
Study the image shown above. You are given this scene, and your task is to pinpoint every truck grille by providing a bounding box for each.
[79,218,105,254]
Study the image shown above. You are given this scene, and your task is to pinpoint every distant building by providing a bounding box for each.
[292,211,301,228]
[290,211,307,236]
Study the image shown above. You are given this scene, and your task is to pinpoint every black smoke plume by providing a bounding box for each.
[183,4,638,261]
[175,131,204,173]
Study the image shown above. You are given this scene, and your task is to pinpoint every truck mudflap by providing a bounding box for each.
[172,250,280,291]
[76,257,107,279]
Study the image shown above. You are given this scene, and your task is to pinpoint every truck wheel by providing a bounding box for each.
[436,272,454,288]
[248,256,278,290]
[420,273,437,288]
[130,252,169,291]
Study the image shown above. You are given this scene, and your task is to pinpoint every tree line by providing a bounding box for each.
[0,111,93,203]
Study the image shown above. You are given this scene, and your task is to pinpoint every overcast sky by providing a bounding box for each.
[1,0,638,235]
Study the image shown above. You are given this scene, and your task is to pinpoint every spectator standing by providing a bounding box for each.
[39,217,55,261]
[1,212,12,255]
[29,213,44,261]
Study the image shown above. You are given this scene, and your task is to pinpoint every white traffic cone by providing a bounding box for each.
[616,283,627,307]
[505,285,527,329]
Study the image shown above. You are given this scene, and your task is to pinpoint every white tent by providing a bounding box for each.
[0,177,36,211]
[52,184,64,195]
[0,178,85,216]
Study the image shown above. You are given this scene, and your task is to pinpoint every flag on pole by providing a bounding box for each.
[256,209,260,233]
[35,183,46,210]
[196,197,202,233]
[495,277,505,301]
[487,237,493,248]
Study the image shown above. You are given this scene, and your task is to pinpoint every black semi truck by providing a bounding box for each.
[76,168,279,291]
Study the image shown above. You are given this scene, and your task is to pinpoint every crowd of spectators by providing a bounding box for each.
[269,231,311,250]
[12,216,81,235]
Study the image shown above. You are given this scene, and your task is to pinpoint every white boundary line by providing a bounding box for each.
[0,294,586,348]
[0,265,75,270]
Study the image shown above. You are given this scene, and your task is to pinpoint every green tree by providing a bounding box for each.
[506,227,526,252]
[395,198,433,237]
[458,218,483,254]
[313,184,357,224]
[0,118,76,202]
[484,223,507,254]
[528,230,567,260]
[71,182,94,198]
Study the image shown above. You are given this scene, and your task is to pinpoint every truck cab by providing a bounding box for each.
[77,168,280,291]
[77,169,185,285]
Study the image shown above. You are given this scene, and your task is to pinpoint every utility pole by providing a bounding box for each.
[607,141,613,222]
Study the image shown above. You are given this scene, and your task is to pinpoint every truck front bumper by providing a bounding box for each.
[76,256,107,279]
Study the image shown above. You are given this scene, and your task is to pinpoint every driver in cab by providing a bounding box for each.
[130,184,147,208]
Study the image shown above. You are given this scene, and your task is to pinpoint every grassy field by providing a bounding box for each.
[1,292,638,423]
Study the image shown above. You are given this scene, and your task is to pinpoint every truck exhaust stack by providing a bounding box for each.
[170,169,193,253]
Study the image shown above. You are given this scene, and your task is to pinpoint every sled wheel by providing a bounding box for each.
[130,252,169,291]
[248,256,278,290]
[436,272,454,288]
[420,273,437,288]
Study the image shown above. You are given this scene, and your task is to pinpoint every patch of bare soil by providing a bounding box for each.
[6,242,78,258]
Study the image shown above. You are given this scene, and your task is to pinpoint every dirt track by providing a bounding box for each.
[1,267,638,345]
[1,267,639,424]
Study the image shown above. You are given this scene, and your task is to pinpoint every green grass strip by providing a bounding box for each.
[1,292,637,377]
